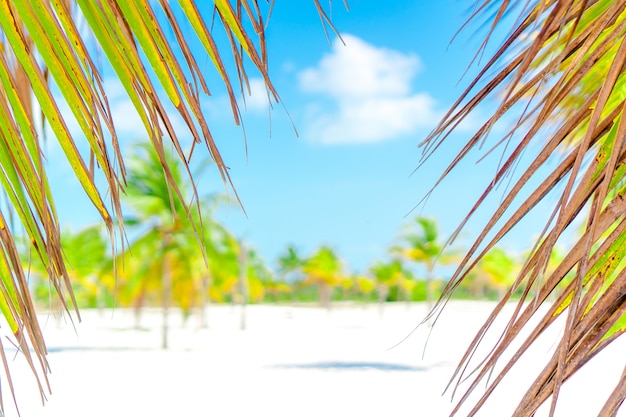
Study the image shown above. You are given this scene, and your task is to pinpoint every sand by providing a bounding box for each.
[1,301,623,416]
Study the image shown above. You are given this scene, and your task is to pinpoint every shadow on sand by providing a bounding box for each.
[271,361,430,372]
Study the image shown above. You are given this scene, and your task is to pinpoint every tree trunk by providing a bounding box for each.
[238,245,248,331]
[319,283,331,310]
[425,279,433,309]
[134,291,145,329]
[425,266,435,314]
[378,284,389,319]
[162,235,173,350]
[93,275,105,316]
[162,266,171,349]
[425,266,435,327]
[199,272,211,329]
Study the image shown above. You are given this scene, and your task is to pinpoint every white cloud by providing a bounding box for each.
[241,78,271,112]
[300,35,420,99]
[308,95,437,145]
[298,34,439,145]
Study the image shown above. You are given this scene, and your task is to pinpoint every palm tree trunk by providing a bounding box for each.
[425,265,435,327]
[162,234,173,349]
[199,273,211,329]
[425,277,433,311]
[161,267,171,349]
[425,264,435,313]
[93,275,105,316]
[134,291,145,329]
[320,283,331,310]
[378,284,389,319]
[238,245,248,331]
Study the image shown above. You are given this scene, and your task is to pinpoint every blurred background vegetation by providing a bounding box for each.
[19,142,570,320]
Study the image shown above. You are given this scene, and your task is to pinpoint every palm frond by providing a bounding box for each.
[422,1,626,415]
[0,0,344,408]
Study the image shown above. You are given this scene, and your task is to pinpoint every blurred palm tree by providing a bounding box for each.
[460,247,518,299]
[276,245,305,302]
[209,232,242,304]
[277,245,305,283]
[423,1,626,415]
[301,246,342,309]
[24,225,111,311]
[59,226,112,310]
[212,236,271,329]
[242,245,273,304]
[394,216,458,311]
[354,275,376,302]
[120,143,227,347]
[370,258,413,316]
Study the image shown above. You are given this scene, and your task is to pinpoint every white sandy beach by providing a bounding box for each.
[2,302,624,417]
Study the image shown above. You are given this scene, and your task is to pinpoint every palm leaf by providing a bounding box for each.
[422,1,626,415]
[0,0,343,409]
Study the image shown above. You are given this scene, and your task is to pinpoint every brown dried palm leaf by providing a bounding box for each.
[422,1,626,416]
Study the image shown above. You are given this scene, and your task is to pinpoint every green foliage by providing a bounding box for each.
[409,279,445,302]
[396,217,443,270]
[301,246,342,307]
[459,247,517,299]
[26,225,112,309]
[23,204,523,310]
[302,246,342,286]
[277,245,304,280]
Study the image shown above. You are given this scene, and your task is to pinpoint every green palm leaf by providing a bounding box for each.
[0,0,340,408]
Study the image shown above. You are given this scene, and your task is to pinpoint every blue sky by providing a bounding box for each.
[48,1,567,275]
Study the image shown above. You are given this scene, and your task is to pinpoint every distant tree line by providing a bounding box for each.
[20,144,571,319]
